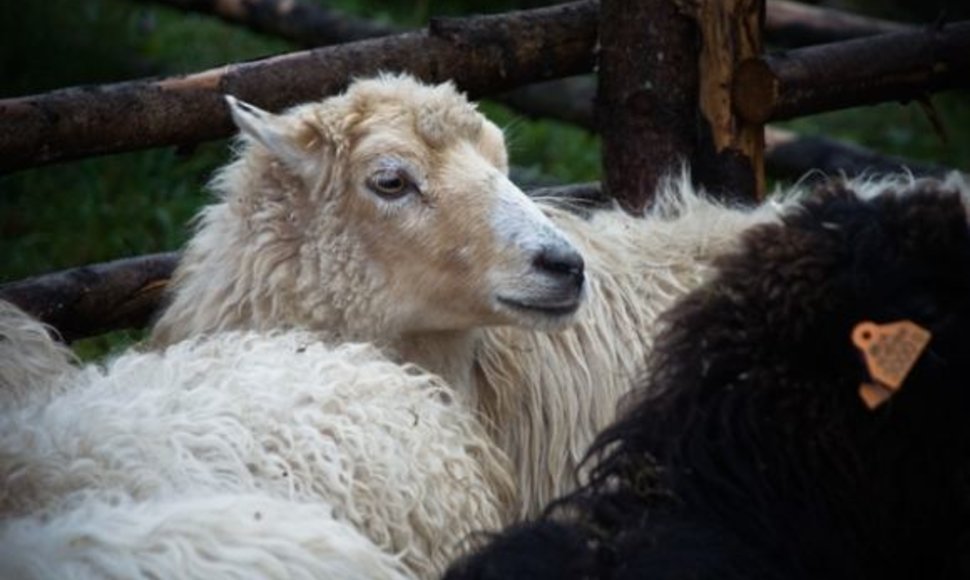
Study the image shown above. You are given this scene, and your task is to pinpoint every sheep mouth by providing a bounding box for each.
[496,296,581,318]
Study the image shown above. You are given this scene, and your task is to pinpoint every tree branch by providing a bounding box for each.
[0,253,178,342]
[734,21,970,123]
[495,77,597,129]
[693,0,766,200]
[763,127,951,180]
[0,1,597,173]
[3,2,965,175]
[765,0,913,47]
[597,0,700,213]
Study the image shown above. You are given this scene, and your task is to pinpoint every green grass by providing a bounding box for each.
[73,329,149,362]
[1,143,227,281]
[779,92,970,171]
[482,102,601,184]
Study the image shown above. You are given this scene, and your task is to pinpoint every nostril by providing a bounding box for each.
[533,246,585,284]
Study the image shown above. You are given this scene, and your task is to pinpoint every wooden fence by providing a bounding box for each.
[2,0,968,340]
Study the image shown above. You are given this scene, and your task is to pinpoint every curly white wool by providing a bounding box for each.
[0,300,78,410]
[0,494,411,580]
[0,324,514,578]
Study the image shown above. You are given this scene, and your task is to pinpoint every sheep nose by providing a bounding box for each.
[533,245,585,289]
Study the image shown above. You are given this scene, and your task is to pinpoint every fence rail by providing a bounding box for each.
[735,21,970,123]
[0,1,597,172]
[1,4,967,175]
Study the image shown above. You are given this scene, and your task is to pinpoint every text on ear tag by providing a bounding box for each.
[852,320,931,409]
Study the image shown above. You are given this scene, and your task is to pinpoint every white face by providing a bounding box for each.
[226,80,586,336]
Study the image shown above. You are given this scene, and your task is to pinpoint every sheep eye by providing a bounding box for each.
[367,170,413,199]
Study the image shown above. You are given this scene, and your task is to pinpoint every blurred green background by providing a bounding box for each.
[1,0,968,355]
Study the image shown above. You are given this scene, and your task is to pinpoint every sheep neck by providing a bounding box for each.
[392,330,480,406]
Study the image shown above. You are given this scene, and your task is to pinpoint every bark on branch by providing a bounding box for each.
[765,0,913,47]
[734,21,970,123]
[3,2,965,174]
[693,0,766,200]
[597,0,699,213]
[0,1,597,173]
[763,127,951,180]
[0,253,178,342]
[596,0,767,209]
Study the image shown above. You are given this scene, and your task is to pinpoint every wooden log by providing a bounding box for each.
[137,0,603,136]
[694,0,766,200]
[734,21,970,124]
[597,0,699,213]
[0,1,597,173]
[597,0,767,210]
[765,0,912,47]
[0,253,178,342]
[129,0,400,46]
[764,127,951,180]
[131,0,918,148]
[497,76,598,129]
[0,184,609,341]
[3,1,963,175]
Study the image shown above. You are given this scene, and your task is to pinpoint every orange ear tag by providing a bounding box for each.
[851,320,931,410]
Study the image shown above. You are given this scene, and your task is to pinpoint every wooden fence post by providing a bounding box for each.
[597,0,698,213]
[695,0,766,200]
[597,0,765,212]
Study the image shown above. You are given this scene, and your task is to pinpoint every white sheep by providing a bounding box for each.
[0,304,514,579]
[151,74,784,515]
[0,299,78,410]
[0,494,412,580]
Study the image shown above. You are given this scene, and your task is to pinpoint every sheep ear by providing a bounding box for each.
[225,95,308,166]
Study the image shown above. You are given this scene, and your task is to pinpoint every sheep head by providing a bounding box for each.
[217,75,585,340]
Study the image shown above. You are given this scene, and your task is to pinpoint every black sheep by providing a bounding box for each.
[446,177,970,580]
